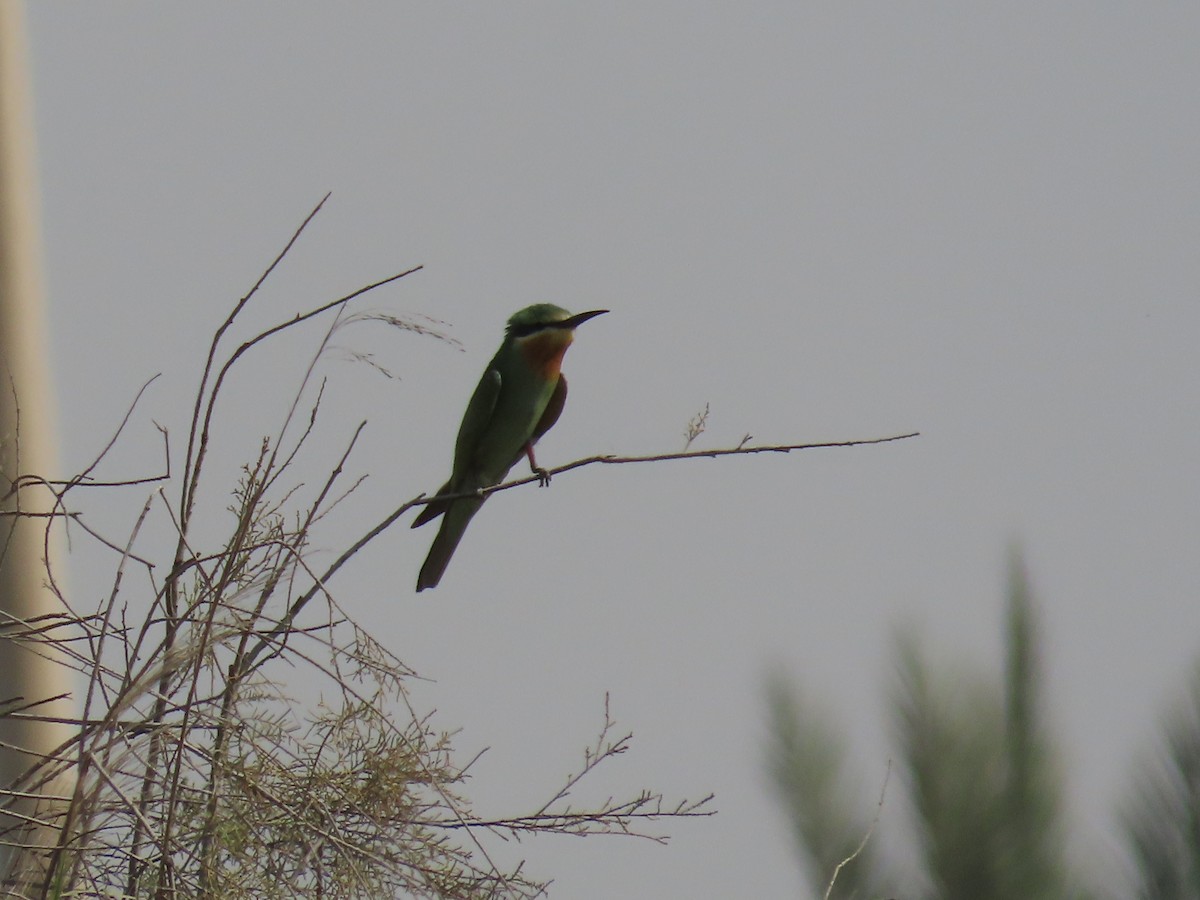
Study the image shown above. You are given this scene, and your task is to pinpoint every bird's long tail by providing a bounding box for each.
[416,496,485,591]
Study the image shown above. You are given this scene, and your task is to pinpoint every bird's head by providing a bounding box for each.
[505,304,608,337]
[505,304,608,377]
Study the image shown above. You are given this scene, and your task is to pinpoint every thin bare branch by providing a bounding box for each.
[413,431,922,510]
[824,761,890,900]
[180,193,331,523]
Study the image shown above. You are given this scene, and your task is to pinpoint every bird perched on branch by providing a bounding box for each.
[412,304,608,591]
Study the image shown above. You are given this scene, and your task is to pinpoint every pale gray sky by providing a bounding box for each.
[24,4,1200,897]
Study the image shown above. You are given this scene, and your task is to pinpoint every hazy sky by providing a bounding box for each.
[23,4,1200,896]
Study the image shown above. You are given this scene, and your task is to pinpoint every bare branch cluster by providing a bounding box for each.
[682,403,709,452]
[0,196,713,898]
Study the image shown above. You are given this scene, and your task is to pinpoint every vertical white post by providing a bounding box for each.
[0,0,75,885]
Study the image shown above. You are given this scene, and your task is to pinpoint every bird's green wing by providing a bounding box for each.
[529,374,566,447]
[452,364,502,482]
[411,366,501,530]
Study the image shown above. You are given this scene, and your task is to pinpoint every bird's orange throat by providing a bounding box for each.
[517,329,574,379]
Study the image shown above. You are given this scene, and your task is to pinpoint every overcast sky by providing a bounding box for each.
[22,4,1200,897]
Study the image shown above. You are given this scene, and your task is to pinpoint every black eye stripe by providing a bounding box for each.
[509,320,567,337]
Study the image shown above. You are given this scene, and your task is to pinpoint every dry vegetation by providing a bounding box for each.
[0,197,713,898]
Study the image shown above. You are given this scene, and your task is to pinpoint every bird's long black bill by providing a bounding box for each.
[554,309,608,329]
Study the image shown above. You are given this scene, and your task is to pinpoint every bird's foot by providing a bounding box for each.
[533,466,551,487]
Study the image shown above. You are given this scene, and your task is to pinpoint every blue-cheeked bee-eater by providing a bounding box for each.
[412,304,608,591]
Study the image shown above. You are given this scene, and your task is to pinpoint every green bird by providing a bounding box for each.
[412,304,608,591]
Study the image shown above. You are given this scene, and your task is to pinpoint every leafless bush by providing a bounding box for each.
[0,197,713,898]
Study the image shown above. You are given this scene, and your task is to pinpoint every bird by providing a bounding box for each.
[412,304,608,591]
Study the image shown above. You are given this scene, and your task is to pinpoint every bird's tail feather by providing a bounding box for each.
[416,497,484,591]
[411,479,453,529]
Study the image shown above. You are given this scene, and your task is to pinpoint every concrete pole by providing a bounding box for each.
[0,0,76,885]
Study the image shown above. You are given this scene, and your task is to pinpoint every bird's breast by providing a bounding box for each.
[518,329,574,379]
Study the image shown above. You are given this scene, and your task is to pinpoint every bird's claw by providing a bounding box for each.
[533,467,551,487]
